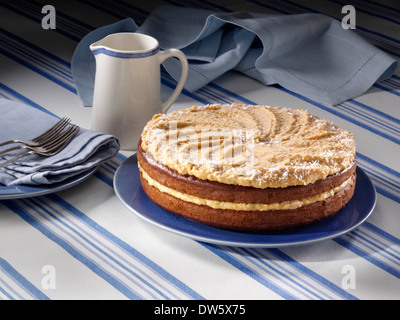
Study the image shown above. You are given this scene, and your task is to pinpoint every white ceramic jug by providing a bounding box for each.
[90,33,188,150]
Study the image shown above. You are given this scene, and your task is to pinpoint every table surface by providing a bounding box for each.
[0,0,399,300]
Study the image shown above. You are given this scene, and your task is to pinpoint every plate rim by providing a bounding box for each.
[0,167,98,200]
[114,154,376,248]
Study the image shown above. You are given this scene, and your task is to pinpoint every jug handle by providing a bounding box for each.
[158,49,189,113]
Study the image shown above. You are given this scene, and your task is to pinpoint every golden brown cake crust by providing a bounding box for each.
[139,167,356,231]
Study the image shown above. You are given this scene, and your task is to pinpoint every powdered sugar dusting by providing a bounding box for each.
[141,103,356,188]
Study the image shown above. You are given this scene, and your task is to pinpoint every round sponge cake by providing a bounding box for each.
[138,103,356,231]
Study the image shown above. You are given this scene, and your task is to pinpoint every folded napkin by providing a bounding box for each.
[0,99,120,186]
[72,6,397,106]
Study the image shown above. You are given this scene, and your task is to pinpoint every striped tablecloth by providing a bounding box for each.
[0,0,399,301]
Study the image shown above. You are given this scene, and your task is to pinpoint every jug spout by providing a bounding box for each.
[89,37,112,55]
[89,39,105,52]
[89,32,159,57]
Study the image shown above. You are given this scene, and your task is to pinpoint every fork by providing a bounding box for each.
[0,117,71,149]
[0,118,73,157]
[0,124,79,168]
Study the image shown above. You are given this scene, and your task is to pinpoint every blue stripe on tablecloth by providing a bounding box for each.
[0,28,71,69]
[0,282,14,299]
[363,222,400,247]
[335,235,400,278]
[173,0,230,12]
[351,228,400,265]
[266,248,357,299]
[203,243,298,300]
[203,244,357,300]
[0,83,56,117]
[356,153,400,204]
[374,75,400,97]
[0,257,50,300]
[235,246,356,299]
[79,0,149,24]
[342,99,400,127]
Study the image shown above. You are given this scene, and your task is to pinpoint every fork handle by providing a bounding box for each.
[0,140,20,148]
[0,150,34,168]
[0,144,26,156]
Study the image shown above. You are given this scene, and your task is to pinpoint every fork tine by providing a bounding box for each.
[47,125,79,153]
[41,125,79,150]
[33,117,71,143]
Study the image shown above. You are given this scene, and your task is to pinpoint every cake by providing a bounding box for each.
[138,103,356,231]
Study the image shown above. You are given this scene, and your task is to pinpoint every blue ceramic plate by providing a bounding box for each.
[114,154,376,248]
[0,168,98,200]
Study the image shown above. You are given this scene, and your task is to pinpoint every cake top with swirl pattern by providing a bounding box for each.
[140,103,356,188]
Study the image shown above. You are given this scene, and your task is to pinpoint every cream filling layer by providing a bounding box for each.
[139,164,352,211]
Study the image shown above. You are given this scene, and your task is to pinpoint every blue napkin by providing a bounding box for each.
[72,6,397,106]
[0,99,120,186]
